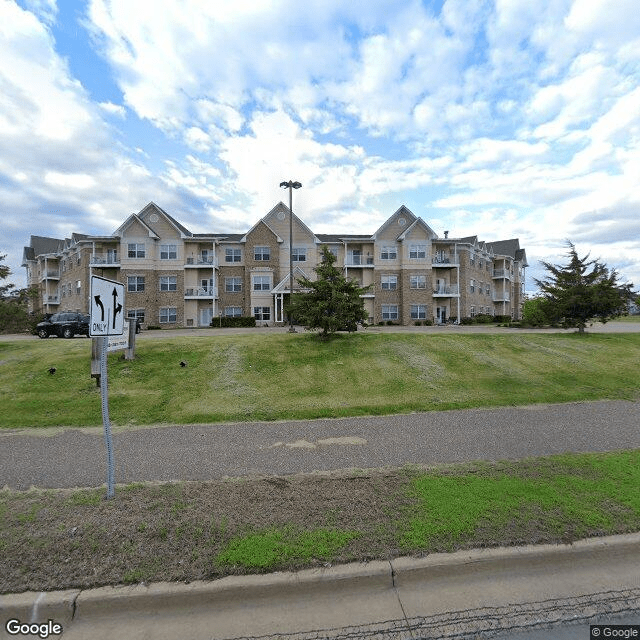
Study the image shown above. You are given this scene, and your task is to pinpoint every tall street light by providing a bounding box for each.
[279,180,302,333]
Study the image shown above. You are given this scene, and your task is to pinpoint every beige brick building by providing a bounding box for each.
[22,202,528,327]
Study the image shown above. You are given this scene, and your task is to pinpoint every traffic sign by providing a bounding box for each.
[90,276,125,336]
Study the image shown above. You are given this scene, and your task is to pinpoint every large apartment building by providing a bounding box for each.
[22,202,528,327]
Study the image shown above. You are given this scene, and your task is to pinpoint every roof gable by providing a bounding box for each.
[373,205,417,240]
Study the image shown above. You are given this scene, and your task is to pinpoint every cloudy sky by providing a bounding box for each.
[1,0,639,291]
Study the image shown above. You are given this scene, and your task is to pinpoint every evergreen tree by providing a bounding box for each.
[534,243,634,333]
[0,255,38,334]
[287,245,371,339]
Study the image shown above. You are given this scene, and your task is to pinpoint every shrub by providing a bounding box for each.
[460,317,476,325]
[474,314,494,324]
[210,316,257,328]
[423,319,433,326]
[414,321,422,326]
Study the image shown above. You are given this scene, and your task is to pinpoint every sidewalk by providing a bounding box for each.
[3,533,639,640]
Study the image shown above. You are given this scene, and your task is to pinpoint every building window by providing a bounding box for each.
[381,305,398,320]
[160,244,177,260]
[252,275,271,291]
[76,280,82,294]
[127,309,145,323]
[128,243,145,258]
[160,276,177,291]
[411,305,427,319]
[410,275,427,289]
[292,248,306,262]
[470,279,475,293]
[225,248,242,263]
[409,245,426,259]
[381,275,397,290]
[225,306,242,317]
[127,276,145,292]
[470,306,476,317]
[253,306,271,321]
[380,246,397,260]
[225,277,242,292]
[486,284,491,295]
[254,246,270,261]
[160,307,177,323]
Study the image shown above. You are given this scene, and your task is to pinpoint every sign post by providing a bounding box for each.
[90,276,125,499]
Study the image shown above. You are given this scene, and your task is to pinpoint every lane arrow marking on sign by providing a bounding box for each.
[94,295,105,321]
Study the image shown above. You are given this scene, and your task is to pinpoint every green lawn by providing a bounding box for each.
[1,332,639,428]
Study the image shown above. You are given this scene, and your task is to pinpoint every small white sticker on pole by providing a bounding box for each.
[90,276,125,336]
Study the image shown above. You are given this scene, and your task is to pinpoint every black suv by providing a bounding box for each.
[36,312,90,339]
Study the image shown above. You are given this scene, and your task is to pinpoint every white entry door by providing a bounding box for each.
[200,307,214,327]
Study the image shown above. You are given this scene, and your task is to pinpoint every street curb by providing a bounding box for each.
[2,532,639,624]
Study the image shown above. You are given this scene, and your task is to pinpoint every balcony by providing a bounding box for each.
[185,257,217,268]
[493,293,511,302]
[44,295,60,304]
[345,254,374,267]
[432,257,459,267]
[433,285,459,296]
[492,269,512,279]
[41,270,60,281]
[90,254,120,267]
[184,287,218,299]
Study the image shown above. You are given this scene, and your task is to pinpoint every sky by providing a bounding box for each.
[1,0,639,292]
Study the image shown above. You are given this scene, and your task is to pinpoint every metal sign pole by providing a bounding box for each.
[99,335,115,499]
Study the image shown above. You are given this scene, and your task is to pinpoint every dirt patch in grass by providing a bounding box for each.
[2,452,640,595]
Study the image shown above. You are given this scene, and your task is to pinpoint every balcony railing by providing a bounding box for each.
[41,270,60,280]
[345,255,374,266]
[90,254,120,266]
[492,269,511,279]
[185,257,217,267]
[45,295,60,304]
[433,285,459,295]
[184,287,218,298]
[432,257,458,266]
[493,293,511,302]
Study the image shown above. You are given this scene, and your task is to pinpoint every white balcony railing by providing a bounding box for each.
[432,257,458,266]
[184,287,218,298]
[492,269,511,279]
[433,285,459,295]
[41,271,60,280]
[185,257,217,267]
[90,254,120,266]
[345,255,374,266]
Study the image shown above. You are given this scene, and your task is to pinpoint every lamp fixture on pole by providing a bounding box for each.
[279,180,302,333]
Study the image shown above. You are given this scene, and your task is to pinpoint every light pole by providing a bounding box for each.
[279,180,302,333]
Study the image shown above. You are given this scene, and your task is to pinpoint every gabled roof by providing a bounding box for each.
[139,202,193,238]
[486,239,529,266]
[113,213,160,239]
[316,234,373,243]
[272,266,312,293]
[397,216,437,241]
[264,202,320,243]
[373,205,417,240]
[240,218,283,243]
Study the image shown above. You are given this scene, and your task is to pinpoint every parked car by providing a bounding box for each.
[36,312,90,339]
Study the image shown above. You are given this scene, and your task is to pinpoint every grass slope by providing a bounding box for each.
[1,333,639,428]
[1,451,639,593]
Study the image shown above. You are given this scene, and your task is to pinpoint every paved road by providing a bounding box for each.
[1,400,638,490]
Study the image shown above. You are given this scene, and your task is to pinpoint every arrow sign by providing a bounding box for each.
[94,295,105,321]
[90,276,125,336]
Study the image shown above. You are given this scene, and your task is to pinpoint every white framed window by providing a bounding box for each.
[409,245,426,259]
[381,305,398,320]
[225,277,242,292]
[159,307,177,323]
[253,306,271,320]
[127,309,145,323]
[160,276,177,291]
[411,305,427,319]
[128,243,145,258]
[225,306,242,317]
[470,306,476,317]
[470,279,475,293]
[486,284,491,295]
[76,280,82,294]
[127,276,145,292]
[410,275,427,289]
[292,248,306,262]
[225,248,242,263]
[252,275,271,291]
[380,246,397,260]
[254,246,270,261]
[160,244,177,260]
[381,275,397,290]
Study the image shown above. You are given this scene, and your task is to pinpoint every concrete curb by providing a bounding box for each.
[2,532,639,627]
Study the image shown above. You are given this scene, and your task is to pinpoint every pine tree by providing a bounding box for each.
[287,245,371,339]
[534,243,634,333]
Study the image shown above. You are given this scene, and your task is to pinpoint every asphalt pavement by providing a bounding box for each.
[1,399,639,489]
